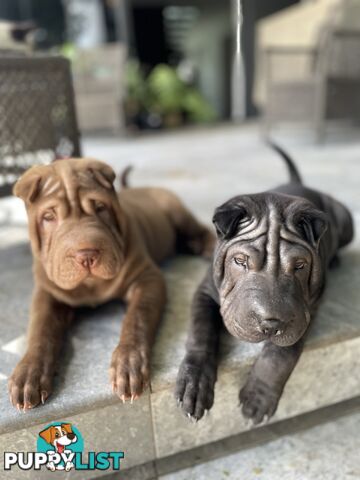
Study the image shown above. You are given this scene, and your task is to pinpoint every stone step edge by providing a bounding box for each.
[125,396,360,480]
[1,330,359,436]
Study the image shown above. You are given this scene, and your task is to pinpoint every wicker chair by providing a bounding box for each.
[0,54,81,197]
[262,28,360,142]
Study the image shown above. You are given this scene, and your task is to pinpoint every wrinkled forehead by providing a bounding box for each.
[42,162,100,199]
[33,163,111,209]
[221,194,317,262]
[226,235,312,259]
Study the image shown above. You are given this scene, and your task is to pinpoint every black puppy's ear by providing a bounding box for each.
[212,202,248,240]
[294,208,328,249]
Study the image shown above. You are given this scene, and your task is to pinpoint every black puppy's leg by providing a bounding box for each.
[175,281,222,421]
[240,338,304,424]
[329,254,340,269]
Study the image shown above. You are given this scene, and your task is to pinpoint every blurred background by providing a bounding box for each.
[1,0,360,137]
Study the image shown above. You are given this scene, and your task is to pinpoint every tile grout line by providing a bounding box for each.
[149,382,161,478]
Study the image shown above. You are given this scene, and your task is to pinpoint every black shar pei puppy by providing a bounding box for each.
[176,144,354,424]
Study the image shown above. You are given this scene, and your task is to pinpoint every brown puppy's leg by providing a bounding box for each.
[8,289,73,411]
[163,196,215,258]
[239,338,305,424]
[175,275,222,421]
[110,265,166,402]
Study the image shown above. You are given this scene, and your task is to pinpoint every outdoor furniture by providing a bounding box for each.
[262,28,360,141]
[71,43,126,133]
[0,54,81,197]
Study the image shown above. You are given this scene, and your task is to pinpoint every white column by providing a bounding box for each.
[231,0,246,121]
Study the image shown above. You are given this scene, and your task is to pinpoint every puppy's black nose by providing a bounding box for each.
[259,318,283,336]
[75,249,99,268]
[67,432,75,440]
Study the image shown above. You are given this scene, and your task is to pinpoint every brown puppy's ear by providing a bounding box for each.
[39,426,55,445]
[293,207,328,250]
[13,168,42,203]
[212,199,249,240]
[88,163,116,190]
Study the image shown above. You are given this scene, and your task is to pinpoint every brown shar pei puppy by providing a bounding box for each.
[9,158,214,411]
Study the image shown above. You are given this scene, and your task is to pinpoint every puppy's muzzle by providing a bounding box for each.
[75,249,100,269]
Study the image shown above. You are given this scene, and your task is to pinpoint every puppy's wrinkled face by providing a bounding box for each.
[14,158,125,290]
[213,193,328,347]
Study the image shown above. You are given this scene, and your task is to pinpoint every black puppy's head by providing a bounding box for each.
[213,192,328,346]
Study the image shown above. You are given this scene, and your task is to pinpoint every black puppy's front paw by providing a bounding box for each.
[239,376,281,425]
[175,352,217,422]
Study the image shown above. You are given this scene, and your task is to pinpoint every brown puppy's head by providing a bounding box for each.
[212,192,328,347]
[14,158,125,290]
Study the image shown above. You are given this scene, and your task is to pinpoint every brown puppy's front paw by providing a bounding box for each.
[8,356,53,411]
[110,345,149,402]
[239,377,280,425]
[175,352,216,422]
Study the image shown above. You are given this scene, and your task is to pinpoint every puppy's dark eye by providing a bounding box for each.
[234,256,248,269]
[94,201,107,213]
[295,261,306,270]
[55,432,60,438]
[42,210,56,222]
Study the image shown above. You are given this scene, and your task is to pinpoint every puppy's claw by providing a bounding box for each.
[23,402,32,412]
[130,394,138,404]
[176,398,183,408]
[120,395,126,404]
[263,414,269,424]
[41,391,48,405]
[185,413,198,424]
[244,418,252,428]
[16,403,22,412]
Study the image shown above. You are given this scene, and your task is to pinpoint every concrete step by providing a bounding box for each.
[160,407,360,480]
[0,227,359,479]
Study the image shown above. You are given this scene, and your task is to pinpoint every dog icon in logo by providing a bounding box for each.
[39,423,77,471]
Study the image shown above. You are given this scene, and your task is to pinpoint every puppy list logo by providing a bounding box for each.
[4,421,124,472]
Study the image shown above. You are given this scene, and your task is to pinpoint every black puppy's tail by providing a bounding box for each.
[268,141,303,184]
